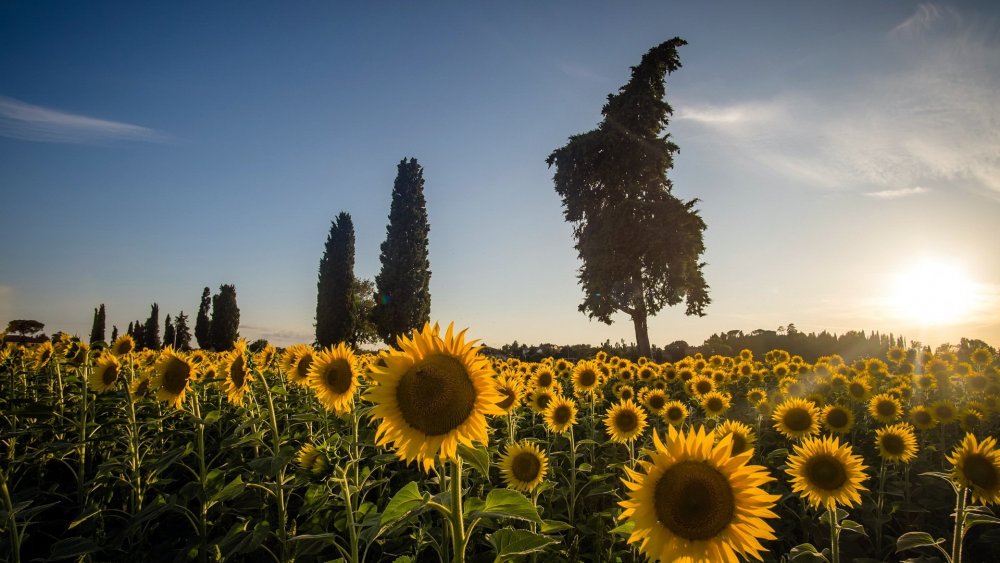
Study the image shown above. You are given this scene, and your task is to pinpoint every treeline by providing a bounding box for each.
[497,325,997,364]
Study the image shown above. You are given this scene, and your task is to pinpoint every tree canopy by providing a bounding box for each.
[209,284,240,352]
[546,38,709,357]
[316,211,358,347]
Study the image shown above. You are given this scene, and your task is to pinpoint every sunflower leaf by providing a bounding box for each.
[377,481,428,535]
[788,543,828,562]
[490,528,557,561]
[470,489,542,524]
[964,512,1000,530]
[610,520,635,537]
[895,531,945,553]
[458,443,491,477]
[840,519,867,536]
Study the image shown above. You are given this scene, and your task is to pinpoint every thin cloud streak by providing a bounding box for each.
[891,2,961,37]
[864,187,930,199]
[0,96,167,144]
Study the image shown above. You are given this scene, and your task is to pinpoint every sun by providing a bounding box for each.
[887,258,980,325]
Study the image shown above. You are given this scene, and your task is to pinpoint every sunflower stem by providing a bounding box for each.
[125,360,143,513]
[568,425,577,526]
[76,358,90,507]
[951,486,967,563]
[1,469,20,563]
[190,391,209,563]
[449,457,466,563]
[339,469,360,563]
[260,374,290,562]
[828,506,841,563]
[875,459,887,556]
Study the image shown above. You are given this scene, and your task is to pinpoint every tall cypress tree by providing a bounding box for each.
[144,303,161,350]
[209,284,240,352]
[316,211,358,346]
[195,287,212,349]
[163,314,175,350]
[90,304,106,344]
[373,158,432,344]
[110,325,119,343]
[132,319,146,351]
[173,312,192,351]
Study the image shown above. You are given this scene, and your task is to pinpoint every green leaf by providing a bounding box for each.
[610,520,635,537]
[471,488,542,524]
[377,481,428,533]
[458,443,491,477]
[203,410,221,425]
[540,519,573,533]
[788,543,828,562]
[392,557,414,563]
[766,448,788,460]
[896,531,945,553]
[490,528,558,561]
[964,512,1000,530]
[46,537,100,561]
[840,519,867,536]
[211,475,245,503]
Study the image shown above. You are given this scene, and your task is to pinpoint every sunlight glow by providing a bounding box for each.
[888,258,980,325]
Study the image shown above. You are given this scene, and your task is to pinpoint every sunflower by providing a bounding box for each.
[495,372,525,414]
[615,383,636,402]
[149,347,197,410]
[529,388,555,413]
[947,433,1000,505]
[868,393,902,424]
[296,443,326,473]
[700,392,731,418]
[544,395,578,434]
[875,423,918,463]
[930,400,958,424]
[364,323,503,472]
[283,344,314,387]
[786,435,868,509]
[605,399,648,443]
[715,420,757,456]
[221,340,253,406]
[688,375,715,397]
[572,360,603,396]
[619,426,780,562]
[847,378,871,402]
[662,400,689,427]
[255,344,278,372]
[110,334,136,357]
[970,347,993,368]
[908,405,935,430]
[821,404,855,435]
[532,366,557,390]
[746,388,767,406]
[89,352,121,393]
[308,343,358,414]
[958,408,983,432]
[772,398,821,440]
[643,389,668,416]
[129,373,153,399]
[32,341,55,370]
[499,441,548,493]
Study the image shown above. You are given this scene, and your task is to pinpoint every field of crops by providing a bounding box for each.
[1,323,999,562]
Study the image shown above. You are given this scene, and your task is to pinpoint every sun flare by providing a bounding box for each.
[888,258,980,325]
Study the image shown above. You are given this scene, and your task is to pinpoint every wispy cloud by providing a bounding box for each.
[239,324,312,346]
[674,11,1000,198]
[864,186,930,199]
[0,96,167,144]
[891,2,961,37]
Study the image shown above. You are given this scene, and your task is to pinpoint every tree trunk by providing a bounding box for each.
[632,313,651,359]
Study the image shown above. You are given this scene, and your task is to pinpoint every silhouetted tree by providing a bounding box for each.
[163,314,175,350]
[143,304,161,350]
[209,284,240,351]
[110,325,118,343]
[547,38,709,358]
[195,287,212,349]
[316,211,358,346]
[173,312,192,351]
[90,304,106,344]
[132,320,146,351]
[5,320,44,337]
[373,158,432,344]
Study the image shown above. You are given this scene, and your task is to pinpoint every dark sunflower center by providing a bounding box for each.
[230,356,247,388]
[963,454,999,491]
[695,381,712,394]
[578,369,597,388]
[295,355,313,380]
[649,395,665,410]
[536,372,553,388]
[161,357,191,395]
[880,434,905,456]
[654,460,735,541]
[102,365,118,385]
[783,407,813,432]
[804,454,848,491]
[497,388,516,410]
[667,406,684,421]
[826,409,849,429]
[706,397,724,413]
[396,354,476,436]
[321,359,354,394]
[849,383,865,397]
[730,433,747,454]
[936,405,954,419]
[620,388,633,400]
[914,410,932,425]
[876,401,896,417]
[536,393,552,410]
[113,341,134,355]
[614,410,638,433]
[511,451,542,483]
[553,405,572,425]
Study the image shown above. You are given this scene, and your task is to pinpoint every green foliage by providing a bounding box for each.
[163,314,175,350]
[195,286,212,349]
[90,304,106,344]
[209,284,240,351]
[5,319,44,336]
[546,38,709,357]
[373,158,432,345]
[143,303,161,350]
[316,211,358,347]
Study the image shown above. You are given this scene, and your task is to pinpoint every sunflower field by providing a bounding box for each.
[1,324,999,562]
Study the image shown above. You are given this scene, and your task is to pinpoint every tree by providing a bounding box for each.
[90,304,106,344]
[546,38,709,358]
[195,287,212,349]
[173,312,192,351]
[352,278,379,345]
[144,303,161,350]
[209,284,240,351]
[110,325,119,343]
[132,320,146,351]
[316,211,359,346]
[163,314,175,350]
[5,319,44,337]
[373,158,432,344]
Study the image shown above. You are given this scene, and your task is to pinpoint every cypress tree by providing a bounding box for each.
[209,284,240,352]
[90,304,106,344]
[173,312,192,351]
[316,211,358,346]
[132,320,146,351]
[163,314,175,349]
[144,303,161,350]
[110,325,119,343]
[195,287,212,349]
[373,158,432,344]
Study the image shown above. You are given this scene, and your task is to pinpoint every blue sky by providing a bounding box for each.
[2,1,998,349]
